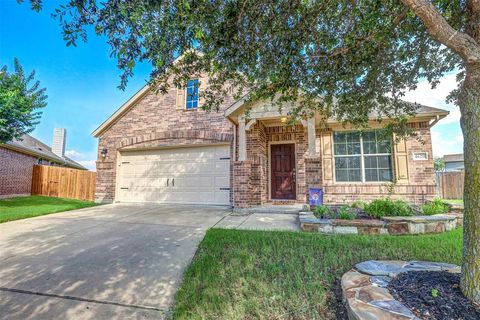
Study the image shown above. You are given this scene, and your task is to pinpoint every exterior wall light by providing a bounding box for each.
[101,148,108,159]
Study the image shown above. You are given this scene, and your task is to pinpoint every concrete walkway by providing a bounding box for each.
[0,203,230,320]
[216,213,300,231]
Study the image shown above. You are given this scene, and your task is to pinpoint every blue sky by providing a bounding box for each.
[1,1,463,170]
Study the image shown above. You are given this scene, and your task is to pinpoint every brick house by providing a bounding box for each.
[0,130,85,198]
[92,72,448,208]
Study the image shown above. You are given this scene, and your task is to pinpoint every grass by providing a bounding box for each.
[0,196,98,223]
[444,199,464,205]
[173,228,462,320]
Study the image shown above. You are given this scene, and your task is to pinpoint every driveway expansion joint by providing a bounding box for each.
[0,287,165,312]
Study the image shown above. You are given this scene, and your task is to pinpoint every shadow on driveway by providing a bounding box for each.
[0,203,229,319]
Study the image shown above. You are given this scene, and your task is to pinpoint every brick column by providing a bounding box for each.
[233,161,252,208]
[305,157,322,200]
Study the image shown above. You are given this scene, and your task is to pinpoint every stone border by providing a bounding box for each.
[342,260,460,320]
[299,212,461,235]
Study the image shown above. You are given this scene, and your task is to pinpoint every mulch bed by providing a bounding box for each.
[389,271,480,320]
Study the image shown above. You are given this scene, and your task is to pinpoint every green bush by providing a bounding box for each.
[313,205,330,218]
[422,198,449,215]
[364,199,413,219]
[351,200,367,209]
[336,205,357,220]
[313,205,357,220]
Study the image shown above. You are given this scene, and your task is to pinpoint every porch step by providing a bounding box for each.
[233,204,306,214]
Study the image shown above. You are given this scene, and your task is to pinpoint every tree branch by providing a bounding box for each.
[310,6,409,59]
[401,0,480,63]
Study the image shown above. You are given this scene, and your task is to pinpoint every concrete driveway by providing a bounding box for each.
[0,203,230,319]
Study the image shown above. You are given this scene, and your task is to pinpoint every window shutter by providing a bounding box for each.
[321,131,333,182]
[198,76,208,108]
[176,87,185,110]
[394,135,409,183]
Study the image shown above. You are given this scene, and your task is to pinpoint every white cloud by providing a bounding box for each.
[77,160,96,171]
[402,73,461,125]
[65,149,85,158]
[65,149,96,171]
[430,129,464,158]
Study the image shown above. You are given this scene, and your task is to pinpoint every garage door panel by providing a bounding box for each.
[118,145,230,205]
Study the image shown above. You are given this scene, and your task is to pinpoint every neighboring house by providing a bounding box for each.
[0,129,86,198]
[93,73,448,208]
[443,153,464,172]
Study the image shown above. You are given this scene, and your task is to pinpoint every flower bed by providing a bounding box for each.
[302,198,463,235]
[299,212,459,235]
[341,260,479,320]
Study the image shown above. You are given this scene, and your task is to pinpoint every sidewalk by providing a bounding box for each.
[215,213,300,231]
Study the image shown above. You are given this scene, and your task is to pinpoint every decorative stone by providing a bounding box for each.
[318,224,333,233]
[408,223,425,234]
[368,300,418,318]
[298,212,459,236]
[341,270,371,291]
[342,260,461,320]
[300,223,319,232]
[355,261,406,277]
[334,226,358,234]
[357,285,393,303]
[370,276,391,288]
[298,211,312,216]
[424,222,445,233]
[387,222,409,235]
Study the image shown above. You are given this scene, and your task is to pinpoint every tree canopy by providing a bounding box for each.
[22,0,480,303]
[22,1,465,131]
[0,58,47,143]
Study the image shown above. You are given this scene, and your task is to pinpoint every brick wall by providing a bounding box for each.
[322,123,437,205]
[233,124,309,207]
[0,147,36,197]
[95,82,235,203]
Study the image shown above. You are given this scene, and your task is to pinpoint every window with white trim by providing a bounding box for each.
[185,79,199,109]
[333,130,392,182]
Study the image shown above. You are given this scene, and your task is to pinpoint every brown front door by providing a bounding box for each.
[271,144,296,200]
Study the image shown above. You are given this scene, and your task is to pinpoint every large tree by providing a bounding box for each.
[0,58,47,143]
[24,0,480,303]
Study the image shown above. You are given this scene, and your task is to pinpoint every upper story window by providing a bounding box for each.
[186,79,199,110]
[333,130,392,183]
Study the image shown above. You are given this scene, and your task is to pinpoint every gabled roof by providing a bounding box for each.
[92,85,150,137]
[92,50,204,138]
[2,134,86,170]
[225,94,449,124]
[443,153,464,162]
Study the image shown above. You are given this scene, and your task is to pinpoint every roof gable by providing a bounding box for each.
[2,134,86,170]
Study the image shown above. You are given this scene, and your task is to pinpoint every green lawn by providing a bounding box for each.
[173,228,462,320]
[0,196,98,223]
[444,199,464,205]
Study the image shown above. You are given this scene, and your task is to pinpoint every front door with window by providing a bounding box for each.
[271,144,296,200]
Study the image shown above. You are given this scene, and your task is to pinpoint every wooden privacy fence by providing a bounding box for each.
[436,171,464,200]
[32,165,96,201]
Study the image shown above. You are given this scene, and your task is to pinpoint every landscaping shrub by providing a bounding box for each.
[351,200,367,209]
[337,205,357,220]
[313,204,330,218]
[364,198,413,219]
[422,198,450,216]
[314,204,357,220]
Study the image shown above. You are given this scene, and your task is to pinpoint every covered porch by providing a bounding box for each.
[225,98,325,209]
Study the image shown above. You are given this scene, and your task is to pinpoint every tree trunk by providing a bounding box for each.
[459,62,480,305]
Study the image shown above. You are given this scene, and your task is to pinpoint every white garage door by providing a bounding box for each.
[117,145,231,205]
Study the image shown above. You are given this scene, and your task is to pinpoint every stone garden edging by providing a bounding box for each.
[299,212,461,235]
[341,260,460,320]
